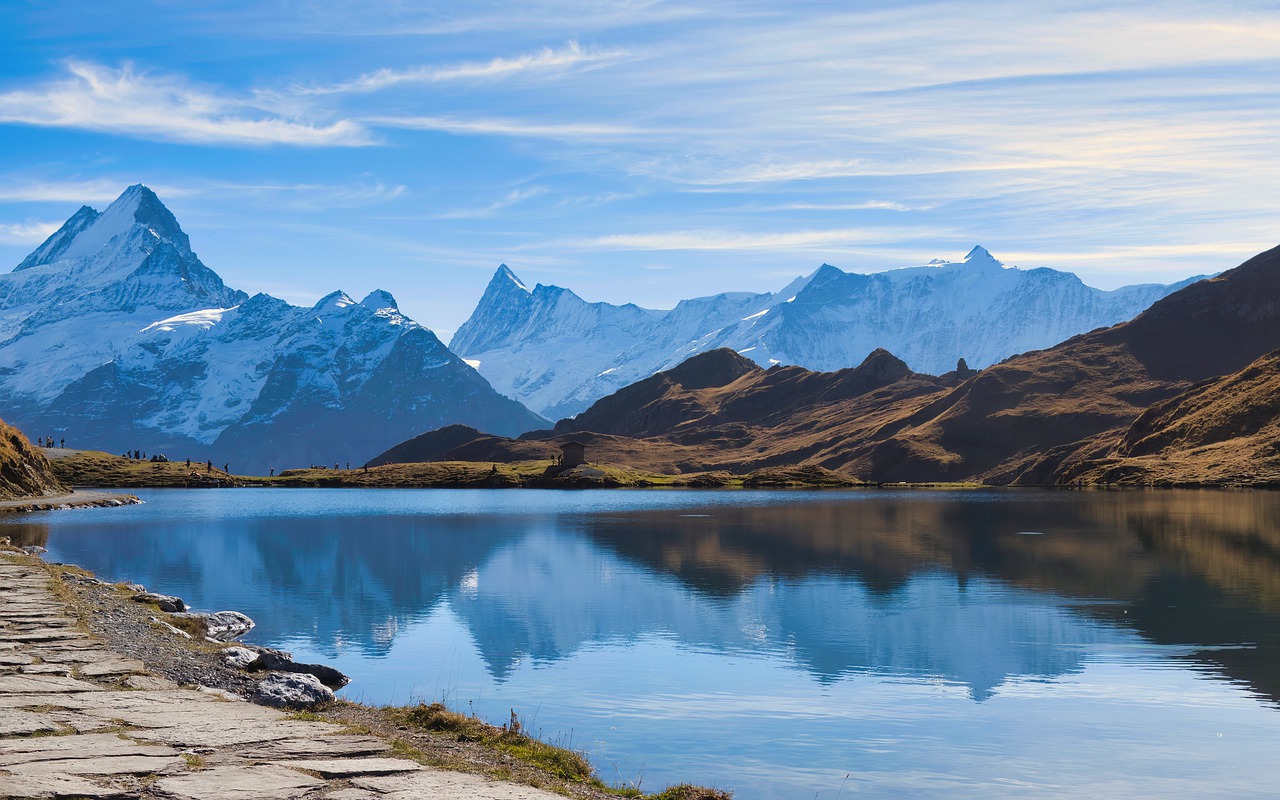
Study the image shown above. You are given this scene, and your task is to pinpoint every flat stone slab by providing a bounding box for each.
[0,673,103,693]
[125,673,180,690]
[0,652,35,665]
[0,773,136,799]
[272,757,424,777]
[0,629,87,642]
[352,771,570,799]
[0,732,176,765]
[0,710,64,736]
[25,647,117,663]
[78,656,147,677]
[153,763,326,799]
[6,753,187,775]
[144,719,337,747]
[19,663,73,676]
[233,735,392,760]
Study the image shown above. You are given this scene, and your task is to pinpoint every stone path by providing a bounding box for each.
[0,559,563,799]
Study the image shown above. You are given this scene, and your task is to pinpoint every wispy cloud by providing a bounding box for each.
[292,41,626,95]
[437,187,548,219]
[367,114,643,141]
[0,61,374,146]
[553,226,951,252]
[0,220,60,244]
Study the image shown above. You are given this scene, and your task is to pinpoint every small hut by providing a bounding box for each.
[559,440,587,468]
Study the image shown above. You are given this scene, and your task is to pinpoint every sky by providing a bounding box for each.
[1,0,1278,339]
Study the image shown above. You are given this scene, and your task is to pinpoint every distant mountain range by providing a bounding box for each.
[451,250,1205,419]
[387,243,1280,486]
[0,185,545,472]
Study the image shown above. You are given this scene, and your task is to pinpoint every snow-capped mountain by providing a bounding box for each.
[451,249,1205,419]
[0,185,545,471]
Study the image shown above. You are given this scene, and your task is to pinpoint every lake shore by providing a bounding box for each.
[47,448,872,490]
[0,544,728,800]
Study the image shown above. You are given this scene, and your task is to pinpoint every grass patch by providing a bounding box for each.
[182,752,207,770]
[394,703,598,784]
[285,710,328,722]
[648,786,733,800]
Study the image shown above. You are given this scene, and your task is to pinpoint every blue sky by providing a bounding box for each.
[2,0,1278,338]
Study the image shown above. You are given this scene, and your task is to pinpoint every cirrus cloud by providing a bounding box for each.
[0,61,374,147]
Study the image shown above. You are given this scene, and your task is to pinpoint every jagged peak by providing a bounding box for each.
[313,290,356,311]
[491,263,530,293]
[15,205,101,270]
[963,245,1002,267]
[360,289,398,311]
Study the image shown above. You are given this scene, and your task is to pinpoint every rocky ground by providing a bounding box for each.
[0,545,728,800]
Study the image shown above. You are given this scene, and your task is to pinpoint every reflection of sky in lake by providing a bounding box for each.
[6,488,1280,799]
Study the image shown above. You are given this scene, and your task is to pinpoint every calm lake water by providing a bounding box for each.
[5,488,1280,798]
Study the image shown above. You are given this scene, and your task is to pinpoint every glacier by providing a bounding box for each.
[0,185,546,472]
[451,248,1206,419]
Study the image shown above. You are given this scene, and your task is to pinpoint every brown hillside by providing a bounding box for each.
[1055,348,1280,486]
[0,419,67,499]
[862,243,1280,483]
[366,424,488,467]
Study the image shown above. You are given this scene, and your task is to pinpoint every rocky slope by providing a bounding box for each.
[0,419,65,499]
[1,186,546,473]
[451,249,1204,418]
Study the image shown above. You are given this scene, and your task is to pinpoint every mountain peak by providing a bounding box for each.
[492,264,530,293]
[963,246,1001,267]
[360,290,398,311]
[15,205,101,270]
[313,290,356,312]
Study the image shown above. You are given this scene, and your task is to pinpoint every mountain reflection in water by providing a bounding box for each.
[7,488,1280,798]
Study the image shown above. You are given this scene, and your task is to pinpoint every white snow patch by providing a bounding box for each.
[738,347,756,354]
[597,367,617,376]
[769,359,781,365]
[741,308,769,321]
[463,358,482,369]
[783,295,797,303]
[141,307,232,334]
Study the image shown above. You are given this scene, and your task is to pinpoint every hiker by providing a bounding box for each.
[60,438,65,448]
[185,458,190,468]
[37,437,43,447]
[206,459,212,471]
[223,464,229,474]
[269,467,275,477]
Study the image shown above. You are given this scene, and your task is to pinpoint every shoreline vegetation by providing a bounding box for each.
[43,448,1280,491]
[0,546,731,800]
[48,448,874,490]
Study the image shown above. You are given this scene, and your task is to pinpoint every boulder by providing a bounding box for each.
[20,545,47,555]
[221,647,259,670]
[253,672,334,709]
[252,651,350,688]
[170,610,254,641]
[133,592,186,613]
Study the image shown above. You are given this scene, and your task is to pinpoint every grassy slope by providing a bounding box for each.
[0,419,67,499]
[50,449,866,489]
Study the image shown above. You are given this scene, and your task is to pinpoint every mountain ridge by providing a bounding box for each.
[1,185,547,472]
[451,251,1206,418]
[379,243,1280,486]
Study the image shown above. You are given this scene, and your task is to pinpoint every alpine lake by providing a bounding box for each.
[5,487,1279,799]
